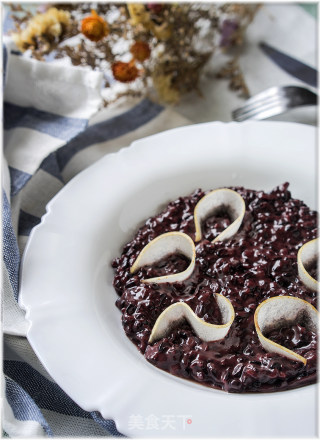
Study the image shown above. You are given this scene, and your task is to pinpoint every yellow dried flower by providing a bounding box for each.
[127,3,171,41]
[12,7,71,52]
[152,22,172,41]
[152,72,180,103]
[127,4,151,27]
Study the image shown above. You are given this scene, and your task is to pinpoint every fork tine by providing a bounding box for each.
[232,86,317,122]
[232,94,285,120]
[239,86,281,105]
[232,86,285,116]
[232,98,287,121]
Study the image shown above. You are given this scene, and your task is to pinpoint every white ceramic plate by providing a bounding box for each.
[19,121,318,438]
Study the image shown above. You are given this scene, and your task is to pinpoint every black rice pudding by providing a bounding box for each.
[112,183,318,393]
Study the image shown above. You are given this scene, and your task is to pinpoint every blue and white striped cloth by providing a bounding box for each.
[2,39,189,437]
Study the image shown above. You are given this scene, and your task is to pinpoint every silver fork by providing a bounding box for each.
[232,86,317,122]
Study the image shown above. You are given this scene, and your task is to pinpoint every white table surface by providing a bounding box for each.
[175,3,317,126]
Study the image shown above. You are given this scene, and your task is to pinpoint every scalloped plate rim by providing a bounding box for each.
[19,121,317,438]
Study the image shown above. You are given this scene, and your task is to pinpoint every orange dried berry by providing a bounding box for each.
[112,60,139,83]
[130,41,151,62]
[81,10,109,42]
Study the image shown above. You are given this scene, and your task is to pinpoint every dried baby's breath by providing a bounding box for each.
[7,3,260,105]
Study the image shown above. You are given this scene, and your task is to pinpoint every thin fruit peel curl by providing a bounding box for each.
[297,238,319,292]
[130,231,195,284]
[194,188,246,243]
[254,296,318,365]
[149,294,235,343]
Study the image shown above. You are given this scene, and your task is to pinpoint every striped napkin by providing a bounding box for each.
[2,41,189,437]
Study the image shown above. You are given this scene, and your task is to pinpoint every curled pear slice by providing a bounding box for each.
[149,294,235,343]
[130,231,196,284]
[297,238,319,292]
[194,188,246,243]
[254,296,318,365]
